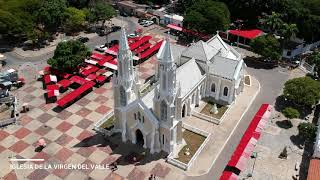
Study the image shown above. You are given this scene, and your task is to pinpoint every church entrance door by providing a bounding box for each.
[136,129,144,146]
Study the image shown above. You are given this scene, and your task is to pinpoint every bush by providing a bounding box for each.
[283,77,320,107]
[282,107,300,119]
[298,122,317,141]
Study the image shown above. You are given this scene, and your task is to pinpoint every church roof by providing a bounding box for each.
[181,40,219,62]
[207,34,241,60]
[176,58,205,98]
[209,56,243,80]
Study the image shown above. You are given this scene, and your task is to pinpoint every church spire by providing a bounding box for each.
[157,37,174,62]
[119,27,130,51]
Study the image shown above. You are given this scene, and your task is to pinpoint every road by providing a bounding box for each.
[2,16,137,67]
[187,66,289,180]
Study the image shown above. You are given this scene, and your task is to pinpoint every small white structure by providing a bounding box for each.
[161,14,184,27]
[112,28,245,155]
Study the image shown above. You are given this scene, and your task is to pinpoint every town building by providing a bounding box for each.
[112,28,245,155]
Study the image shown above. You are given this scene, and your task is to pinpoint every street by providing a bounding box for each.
[186,66,290,180]
[2,16,137,67]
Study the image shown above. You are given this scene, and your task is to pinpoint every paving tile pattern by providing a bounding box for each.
[0,56,174,180]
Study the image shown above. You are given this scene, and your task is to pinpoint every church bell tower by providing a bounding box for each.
[113,28,137,141]
[153,37,182,153]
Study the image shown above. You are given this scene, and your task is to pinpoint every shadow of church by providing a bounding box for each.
[73,133,167,166]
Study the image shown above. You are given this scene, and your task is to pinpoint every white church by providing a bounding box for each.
[112,28,245,155]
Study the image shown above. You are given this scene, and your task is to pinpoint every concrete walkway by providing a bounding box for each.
[182,76,260,176]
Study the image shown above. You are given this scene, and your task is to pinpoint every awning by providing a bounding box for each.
[167,24,183,31]
[98,56,113,66]
[96,75,106,83]
[228,29,264,39]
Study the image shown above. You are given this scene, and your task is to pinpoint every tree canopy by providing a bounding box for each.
[283,76,320,107]
[0,0,115,44]
[184,0,230,34]
[282,107,300,119]
[298,122,317,141]
[63,7,86,34]
[48,40,90,72]
[250,35,281,61]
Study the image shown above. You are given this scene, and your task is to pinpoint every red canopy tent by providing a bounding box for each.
[70,76,88,85]
[228,29,263,40]
[80,65,99,77]
[220,171,238,180]
[57,79,72,89]
[129,36,152,51]
[135,42,152,54]
[91,53,106,60]
[140,40,163,59]
[105,44,119,56]
[98,56,114,67]
[225,104,272,176]
[57,81,95,108]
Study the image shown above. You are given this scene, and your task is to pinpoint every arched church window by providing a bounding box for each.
[142,116,144,123]
[161,100,167,121]
[211,83,215,92]
[134,113,136,120]
[120,86,127,106]
[162,134,165,145]
[223,87,228,96]
[138,112,141,120]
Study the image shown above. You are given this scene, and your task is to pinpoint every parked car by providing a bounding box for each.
[77,36,89,43]
[127,33,137,38]
[138,19,148,25]
[0,47,13,53]
[120,12,128,17]
[95,45,107,52]
[143,21,154,27]
[111,26,121,32]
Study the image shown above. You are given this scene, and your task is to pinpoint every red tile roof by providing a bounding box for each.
[307,159,320,180]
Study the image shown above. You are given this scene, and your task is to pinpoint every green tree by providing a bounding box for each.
[48,40,90,72]
[62,7,86,34]
[184,0,230,34]
[283,76,320,107]
[282,107,300,119]
[280,23,298,44]
[298,122,317,141]
[250,35,281,61]
[34,0,67,32]
[90,1,115,27]
[263,12,283,33]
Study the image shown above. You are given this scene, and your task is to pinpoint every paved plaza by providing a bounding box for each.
[0,56,174,180]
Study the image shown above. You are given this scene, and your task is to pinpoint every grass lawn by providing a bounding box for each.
[175,130,206,164]
[200,103,228,119]
[100,115,115,130]
[244,75,251,85]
